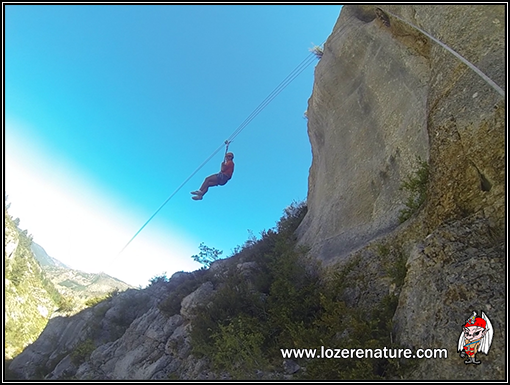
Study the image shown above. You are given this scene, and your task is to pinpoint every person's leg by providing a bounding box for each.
[199,174,219,195]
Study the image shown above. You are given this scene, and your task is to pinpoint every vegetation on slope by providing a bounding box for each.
[4,199,63,360]
[5,197,416,380]
[399,157,429,223]
[4,196,133,364]
[178,201,416,380]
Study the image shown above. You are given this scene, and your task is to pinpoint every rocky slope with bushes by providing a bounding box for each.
[4,202,134,363]
[7,5,505,381]
[5,207,61,361]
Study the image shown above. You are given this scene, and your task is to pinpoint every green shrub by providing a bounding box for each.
[399,157,429,223]
[210,315,269,379]
[376,242,408,290]
[189,266,267,360]
[57,295,77,313]
[304,285,401,378]
[188,199,417,379]
[190,201,320,375]
[85,295,107,308]
[191,242,223,268]
[71,339,96,365]
[148,272,169,286]
[386,250,407,289]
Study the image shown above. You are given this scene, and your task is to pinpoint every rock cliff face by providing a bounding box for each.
[298,4,505,380]
[8,269,226,380]
[297,4,504,263]
[7,5,505,381]
[298,4,432,260]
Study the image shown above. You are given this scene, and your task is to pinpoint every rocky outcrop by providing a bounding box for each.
[297,5,431,261]
[298,4,505,380]
[8,286,157,379]
[8,270,215,380]
[394,212,505,380]
[4,208,135,362]
[297,4,504,263]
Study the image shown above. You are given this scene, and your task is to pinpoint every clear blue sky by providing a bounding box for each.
[5,4,342,287]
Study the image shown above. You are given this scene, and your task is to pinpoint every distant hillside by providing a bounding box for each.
[4,201,134,362]
[42,266,134,299]
[31,242,69,268]
[30,242,133,297]
[5,207,62,360]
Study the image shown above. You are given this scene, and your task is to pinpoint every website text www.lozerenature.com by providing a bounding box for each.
[281,346,448,360]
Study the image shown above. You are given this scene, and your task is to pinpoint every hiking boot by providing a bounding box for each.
[192,195,203,200]
[191,190,203,195]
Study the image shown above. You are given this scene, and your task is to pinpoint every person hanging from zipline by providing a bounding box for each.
[191,146,234,200]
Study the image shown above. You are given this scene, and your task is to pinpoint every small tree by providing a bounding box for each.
[191,242,223,268]
[148,273,169,286]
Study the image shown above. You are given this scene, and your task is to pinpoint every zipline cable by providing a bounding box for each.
[378,7,505,98]
[115,3,507,268]
[227,51,318,143]
[117,141,226,256]
[115,49,321,259]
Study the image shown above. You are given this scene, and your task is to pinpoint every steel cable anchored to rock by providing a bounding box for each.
[376,7,505,98]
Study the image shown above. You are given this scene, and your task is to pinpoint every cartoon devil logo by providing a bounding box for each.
[457,311,493,365]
